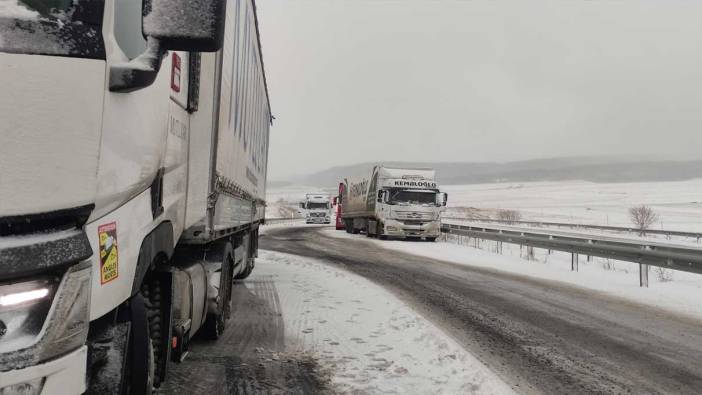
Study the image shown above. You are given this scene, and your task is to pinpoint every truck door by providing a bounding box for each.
[163,51,194,240]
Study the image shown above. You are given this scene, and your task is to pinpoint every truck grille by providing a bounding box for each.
[310,212,325,217]
[0,204,94,236]
[395,211,433,221]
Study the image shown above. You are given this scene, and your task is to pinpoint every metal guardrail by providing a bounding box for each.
[442,217,702,241]
[441,223,702,287]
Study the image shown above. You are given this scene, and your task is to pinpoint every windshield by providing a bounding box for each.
[307,202,329,210]
[388,190,437,206]
[0,0,105,58]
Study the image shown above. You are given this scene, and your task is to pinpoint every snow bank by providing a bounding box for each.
[255,250,514,394]
[324,229,702,321]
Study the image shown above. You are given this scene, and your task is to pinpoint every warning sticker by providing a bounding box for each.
[98,222,119,285]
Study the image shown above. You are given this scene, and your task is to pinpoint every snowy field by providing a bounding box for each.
[267,179,702,230]
[254,249,513,394]
[324,229,702,322]
[443,179,702,231]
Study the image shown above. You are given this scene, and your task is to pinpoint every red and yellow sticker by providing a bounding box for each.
[98,222,119,285]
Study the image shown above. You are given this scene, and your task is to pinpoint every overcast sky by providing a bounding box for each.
[256,0,702,180]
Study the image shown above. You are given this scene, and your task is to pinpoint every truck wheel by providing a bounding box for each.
[203,247,234,340]
[123,293,157,395]
[345,220,353,233]
[426,237,437,242]
[234,258,255,280]
[141,279,167,388]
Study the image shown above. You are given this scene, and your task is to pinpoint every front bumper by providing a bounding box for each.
[306,217,330,224]
[382,219,440,238]
[0,346,87,394]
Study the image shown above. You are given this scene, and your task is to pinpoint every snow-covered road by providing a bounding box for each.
[261,226,702,394]
[159,243,511,394]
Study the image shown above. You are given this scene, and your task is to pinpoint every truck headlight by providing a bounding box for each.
[0,378,44,395]
[0,262,91,371]
[0,277,59,353]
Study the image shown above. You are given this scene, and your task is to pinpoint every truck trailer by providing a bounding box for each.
[338,166,448,241]
[0,0,271,393]
[300,193,332,224]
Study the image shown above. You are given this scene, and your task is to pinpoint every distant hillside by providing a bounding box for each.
[273,157,702,187]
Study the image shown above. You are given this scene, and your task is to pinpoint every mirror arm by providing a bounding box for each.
[109,38,167,93]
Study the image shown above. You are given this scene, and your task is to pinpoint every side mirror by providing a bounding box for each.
[299,202,305,209]
[436,192,448,206]
[377,190,384,203]
[333,197,338,205]
[143,0,227,52]
[110,0,227,92]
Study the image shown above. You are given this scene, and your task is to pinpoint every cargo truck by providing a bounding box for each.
[300,194,332,224]
[0,0,271,393]
[338,166,448,241]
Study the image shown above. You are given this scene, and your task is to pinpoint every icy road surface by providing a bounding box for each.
[159,245,510,394]
[261,226,702,394]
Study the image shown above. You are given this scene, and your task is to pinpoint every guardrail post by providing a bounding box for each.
[571,253,579,272]
[640,264,649,288]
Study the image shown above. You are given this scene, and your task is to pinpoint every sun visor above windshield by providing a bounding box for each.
[380,178,438,190]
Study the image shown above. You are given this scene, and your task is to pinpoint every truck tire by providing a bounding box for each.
[123,293,157,395]
[234,258,255,280]
[425,237,437,242]
[203,246,234,340]
[345,219,353,234]
[141,279,167,388]
[88,277,165,395]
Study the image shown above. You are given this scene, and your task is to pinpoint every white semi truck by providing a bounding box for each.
[0,0,271,393]
[300,193,332,224]
[338,166,448,241]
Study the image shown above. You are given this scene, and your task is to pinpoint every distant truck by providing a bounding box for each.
[338,166,447,241]
[301,193,332,224]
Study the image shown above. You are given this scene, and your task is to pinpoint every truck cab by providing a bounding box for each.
[1,1,270,393]
[374,181,448,240]
[301,194,332,224]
